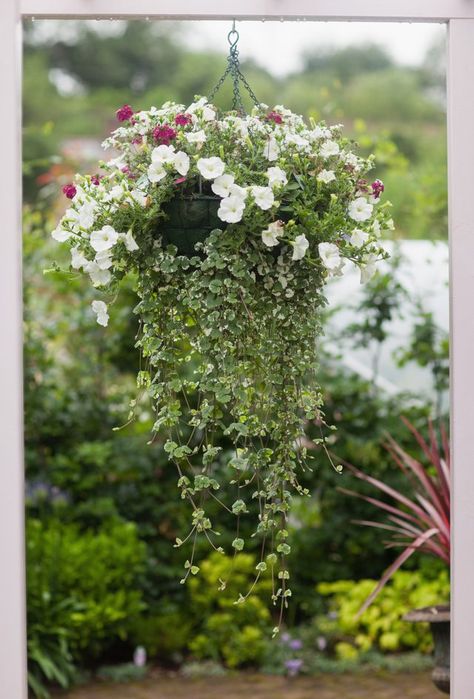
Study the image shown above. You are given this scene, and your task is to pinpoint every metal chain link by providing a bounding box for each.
[208,22,260,114]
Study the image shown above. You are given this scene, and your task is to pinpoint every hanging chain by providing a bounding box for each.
[208,21,260,114]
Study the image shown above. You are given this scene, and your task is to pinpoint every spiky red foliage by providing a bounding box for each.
[339,417,450,614]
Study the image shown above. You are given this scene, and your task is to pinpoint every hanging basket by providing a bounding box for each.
[159,194,225,256]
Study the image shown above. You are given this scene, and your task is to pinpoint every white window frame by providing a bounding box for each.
[2,2,473,697]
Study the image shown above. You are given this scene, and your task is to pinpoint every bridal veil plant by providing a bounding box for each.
[51,94,392,624]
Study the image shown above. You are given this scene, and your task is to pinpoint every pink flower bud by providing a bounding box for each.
[62,183,76,199]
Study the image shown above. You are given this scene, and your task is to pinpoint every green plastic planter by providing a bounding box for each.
[159,194,224,256]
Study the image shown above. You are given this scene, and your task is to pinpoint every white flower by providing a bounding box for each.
[229,184,248,200]
[318,242,341,270]
[52,224,72,242]
[217,195,246,223]
[348,197,373,222]
[262,221,284,247]
[77,201,96,229]
[285,133,309,148]
[320,140,340,158]
[202,106,216,122]
[94,249,113,270]
[90,225,119,252]
[343,152,361,170]
[266,166,288,187]
[147,161,166,182]
[85,261,111,286]
[186,130,206,145]
[122,229,139,252]
[250,186,274,210]
[130,189,147,207]
[264,135,279,161]
[372,220,381,236]
[350,229,369,247]
[292,234,309,261]
[70,246,89,269]
[187,97,208,113]
[317,169,336,184]
[310,125,331,140]
[173,151,190,176]
[211,174,235,198]
[360,254,379,284]
[91,300,109,327]
[151,144,176,165]
[197,157,226,180]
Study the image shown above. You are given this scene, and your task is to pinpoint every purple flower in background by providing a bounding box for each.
[281,632,291,644]
[285,659,303,677]
[133,646,147,668]
[289,639,303,651]
[316,636,327,651]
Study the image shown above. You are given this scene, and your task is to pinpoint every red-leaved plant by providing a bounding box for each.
[340,417,450,614]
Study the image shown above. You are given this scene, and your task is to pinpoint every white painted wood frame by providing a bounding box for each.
[1,2,472,697]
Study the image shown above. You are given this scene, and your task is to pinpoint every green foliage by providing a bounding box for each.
[186,553,271,668]
[27,518,146,695]
[317,567,450,656]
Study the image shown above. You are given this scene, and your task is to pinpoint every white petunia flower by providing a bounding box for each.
[217,195,246,223]
[285,133,309,148]
[343,152,361,171]
[147,161,166,183]
[348,197,373,222]
[186,130,206,145]
[320,140,340,158]
[292,234,309,261]
[122,229,139,252]
[310,125,331,140]
[197,157,226,180]
[211,174,235,198]
[151,144,176,165]
[250,186,274,210]
[318,242,341,270]
[261,221,284,247]
[202,106,216,122]
[317,169,336,184]
[90,225,119,252]
[266,166,288,187]
[229,183,248,200]
[52,224,73,242]
[264,135,279,161]
[85,261,111,287]
[94,249,113,270]
[173,151,190,176]
[130,189,147,207]
[91,300,109,327]
[350,229,369,247]
[70,246,89,270]
[77,201,97,229]
[360,254,379,284]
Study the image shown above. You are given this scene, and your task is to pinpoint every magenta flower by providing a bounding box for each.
[91,175,101,186]
[116,104,134,122]
[121,165,136,179]
[371,179,385,198]
[266,111,283,124]
[153,124,177,145]
[62,183,77,199]
[175,113,193,126]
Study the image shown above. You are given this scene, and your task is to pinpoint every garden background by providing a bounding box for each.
[23,19,449,696]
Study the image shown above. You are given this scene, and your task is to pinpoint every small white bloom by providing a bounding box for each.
[343,152,361,170]
[350,229,369,247]
[147,161,166,182]
[264,135,279,161]
[77,201,96,229]
[250,186,274,211]
[70,246,89,270]
[186,130,207,145]
[217,195,246,223]
[202,106,216,122]
[262,221,284,248]
[266,166,288,187]
[317,169,336,184]
[91,300,109,327]
[360,254,379,284]
[320,140,340,158]
[85,261,111,287]
[292,234,309,261]
[318,242,341,270]
[229,183,248,201]
[348,197,373,222]
[173,151,190,176]
[151,144,176,165]
[123,229,139,252]
[310,125,331,140]
[372,220,381,236]
[211,174,235,198]
[197,157,226,180]
[94,249,113,270]
[90,225,119,252]
[52,224,72,242]
[285,133,309,148]
[130,189,147,207]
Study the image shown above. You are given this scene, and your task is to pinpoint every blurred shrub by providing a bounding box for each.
[316,567,449,656]
[27,518,146,695]
[186,553,271,668]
